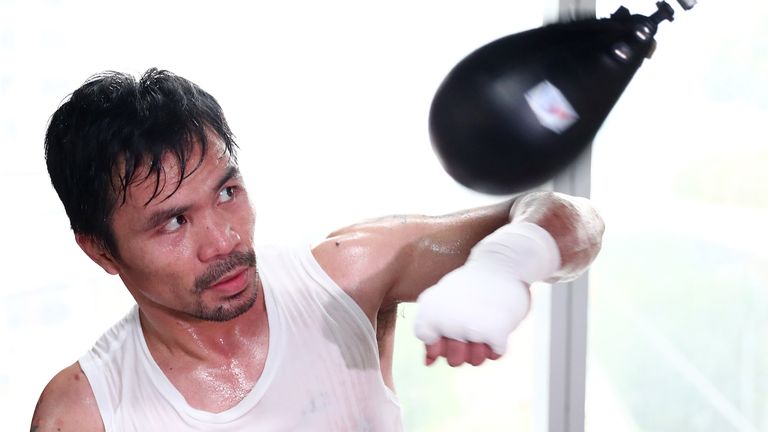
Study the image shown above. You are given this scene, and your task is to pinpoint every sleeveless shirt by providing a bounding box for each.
[78,245,404,431]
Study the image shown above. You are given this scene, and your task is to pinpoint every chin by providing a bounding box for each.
[195,285,258,322]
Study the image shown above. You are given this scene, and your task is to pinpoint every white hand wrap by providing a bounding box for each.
[413,222,561,355]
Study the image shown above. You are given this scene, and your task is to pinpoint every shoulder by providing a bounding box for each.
[312,215,430,316]
[31,362,104,432]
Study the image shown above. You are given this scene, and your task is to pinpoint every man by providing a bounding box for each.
[32,69,604,431]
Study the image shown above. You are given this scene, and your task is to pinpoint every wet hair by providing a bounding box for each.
[44,68,238,258]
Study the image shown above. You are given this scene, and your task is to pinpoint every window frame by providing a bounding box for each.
[538,2,595,432]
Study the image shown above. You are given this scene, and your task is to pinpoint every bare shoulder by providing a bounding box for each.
[312,215,425,320]
[31,362,104,432]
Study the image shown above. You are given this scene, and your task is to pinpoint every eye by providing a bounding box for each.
[218,186,237,203]
[163,215,187,232]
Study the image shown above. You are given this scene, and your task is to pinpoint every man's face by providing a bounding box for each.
[107,134,258,322]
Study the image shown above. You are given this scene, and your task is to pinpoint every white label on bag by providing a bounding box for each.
[524,80,579,134]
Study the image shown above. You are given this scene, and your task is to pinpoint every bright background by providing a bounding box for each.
[1,1,766,431]
[0,1,544,430]
[587,1,768,431]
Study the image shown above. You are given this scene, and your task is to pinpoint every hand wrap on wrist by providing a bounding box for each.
[413,222,561,355]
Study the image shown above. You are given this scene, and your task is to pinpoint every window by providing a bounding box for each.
[587,1,768,431]
[0,2,546,430]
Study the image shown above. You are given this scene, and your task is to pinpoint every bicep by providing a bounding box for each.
[31,363,104,432]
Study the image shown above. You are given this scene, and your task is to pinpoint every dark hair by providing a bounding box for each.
[45,68,238,258]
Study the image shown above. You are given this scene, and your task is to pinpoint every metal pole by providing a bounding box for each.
[538,2,595,432]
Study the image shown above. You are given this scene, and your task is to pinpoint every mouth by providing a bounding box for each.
[194,249,257,295]
[207,267,250,296]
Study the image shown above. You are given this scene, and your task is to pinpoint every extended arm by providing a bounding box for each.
[315,191,603,367]
[413,191,604,366]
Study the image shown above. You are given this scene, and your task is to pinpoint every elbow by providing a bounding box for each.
[555,196,605,282]
[513,191,605,282]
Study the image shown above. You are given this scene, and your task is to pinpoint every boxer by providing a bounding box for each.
[31,69,603,431]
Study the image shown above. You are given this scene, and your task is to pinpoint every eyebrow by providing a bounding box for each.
[144,205,192,231]
[214,165,241,192]
[142,166,241,231]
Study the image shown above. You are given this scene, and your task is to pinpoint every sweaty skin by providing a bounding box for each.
[314,192,603,376]
[31,133,604,430]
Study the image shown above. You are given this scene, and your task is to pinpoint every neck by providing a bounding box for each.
[137,288,268,363]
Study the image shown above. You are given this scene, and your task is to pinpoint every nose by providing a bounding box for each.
[197,214,241,262]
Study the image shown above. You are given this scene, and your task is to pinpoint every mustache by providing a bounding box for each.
[194,249,257,293]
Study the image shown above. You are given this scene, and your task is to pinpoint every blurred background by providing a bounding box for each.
[588,1,768,431]
[0,1,766,431]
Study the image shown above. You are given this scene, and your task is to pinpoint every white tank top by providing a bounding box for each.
[79,244,404,431]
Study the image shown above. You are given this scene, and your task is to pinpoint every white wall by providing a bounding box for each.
[0,2,544,430]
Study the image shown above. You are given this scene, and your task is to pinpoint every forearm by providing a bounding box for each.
[509,191,604,282]
[413,191,604,362]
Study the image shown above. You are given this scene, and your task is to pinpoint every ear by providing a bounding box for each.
[75,233,120,275]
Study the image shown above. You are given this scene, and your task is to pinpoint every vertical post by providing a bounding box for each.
[547,0,597,23]
[535,147,592,432]
[535,4,594,432]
